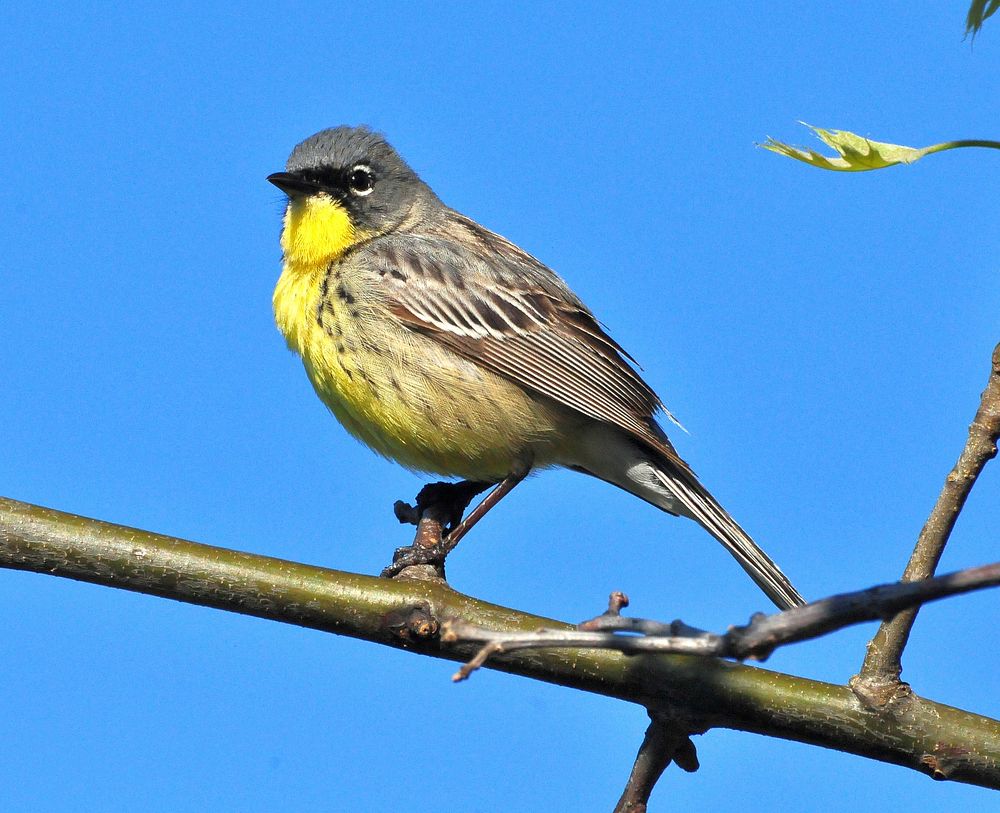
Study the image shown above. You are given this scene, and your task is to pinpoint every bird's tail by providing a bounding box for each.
[648,462,804,610]
[569,426,805,610]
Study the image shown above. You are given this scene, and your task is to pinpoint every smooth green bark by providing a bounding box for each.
[2,496,998,788]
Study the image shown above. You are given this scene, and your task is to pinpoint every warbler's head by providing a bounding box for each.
[268,126,436,266]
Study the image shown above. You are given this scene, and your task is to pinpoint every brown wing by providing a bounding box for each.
[365,217,690,472]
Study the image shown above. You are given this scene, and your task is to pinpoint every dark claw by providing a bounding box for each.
[380,542,447,579]
[383,480,493,579]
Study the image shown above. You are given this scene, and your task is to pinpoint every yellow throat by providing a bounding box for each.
[273,194,368,354]
[279,194,358,267]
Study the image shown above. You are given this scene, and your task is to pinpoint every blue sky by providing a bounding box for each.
[2,3,998,810]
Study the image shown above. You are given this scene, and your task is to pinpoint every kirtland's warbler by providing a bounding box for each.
[269,126,804,610]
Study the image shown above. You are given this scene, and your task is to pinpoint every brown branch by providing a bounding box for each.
[856,342,1000,703]
[3,496,1000,790]
[613,712,701,813]
[444,562,1000,669]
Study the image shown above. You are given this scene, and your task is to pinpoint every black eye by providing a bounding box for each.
[348,166,375,196]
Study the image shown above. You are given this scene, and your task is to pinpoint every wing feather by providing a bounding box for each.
[366,215,685,467]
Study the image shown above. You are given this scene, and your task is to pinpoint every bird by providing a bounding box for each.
[268,125,804,610]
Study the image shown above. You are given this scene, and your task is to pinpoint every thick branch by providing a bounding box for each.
[858,342,1000,697]
[2,496,1000,788]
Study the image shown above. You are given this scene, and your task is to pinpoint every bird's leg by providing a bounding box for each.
[422,480,494,532]
[382,480,491,579]
[382,470,528,579]
[440,470,527,553]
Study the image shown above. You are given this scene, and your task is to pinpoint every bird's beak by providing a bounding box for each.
[267,172,324,197]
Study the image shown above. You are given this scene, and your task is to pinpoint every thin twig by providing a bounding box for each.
[856,342,1000,701]
[444,562,1000,673]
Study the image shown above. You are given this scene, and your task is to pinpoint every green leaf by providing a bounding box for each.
[967,0,1000,37]
[761,123,1000,173]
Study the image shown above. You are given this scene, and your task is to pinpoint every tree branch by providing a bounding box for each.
[443,562,1000,670]
[2,496,1000,789]
[856,342,1000,703]
[613,712,701,813]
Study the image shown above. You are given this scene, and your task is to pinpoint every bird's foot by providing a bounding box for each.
[381,481,490,580]
[381,539,449,580]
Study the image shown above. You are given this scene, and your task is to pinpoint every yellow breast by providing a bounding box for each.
[272,196,567,479]
[272,194,381,442]
[271,192,371,403]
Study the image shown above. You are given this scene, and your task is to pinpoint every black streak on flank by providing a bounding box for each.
[337,283,356,305]
[317,268,332,325]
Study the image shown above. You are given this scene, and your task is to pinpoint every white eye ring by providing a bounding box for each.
[348,165,375,196]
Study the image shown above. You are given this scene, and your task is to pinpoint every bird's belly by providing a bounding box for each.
[290,294,565,481]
